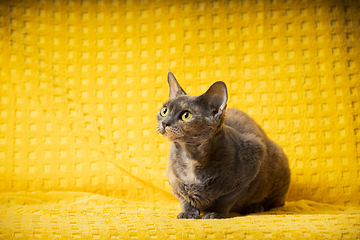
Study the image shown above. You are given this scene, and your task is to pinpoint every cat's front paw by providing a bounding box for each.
[177,212,200,219]
[202,212,225,219]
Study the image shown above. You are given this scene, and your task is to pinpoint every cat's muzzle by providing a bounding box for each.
[157,125,165,135]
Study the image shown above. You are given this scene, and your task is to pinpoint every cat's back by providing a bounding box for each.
[224,108,266,138]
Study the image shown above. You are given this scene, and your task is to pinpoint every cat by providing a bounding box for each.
[156,71,291,219]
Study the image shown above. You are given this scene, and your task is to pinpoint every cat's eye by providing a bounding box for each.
[160,107,168,117]
[181,112,192,121]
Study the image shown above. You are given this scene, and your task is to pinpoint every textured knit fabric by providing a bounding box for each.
[0,0,359,239]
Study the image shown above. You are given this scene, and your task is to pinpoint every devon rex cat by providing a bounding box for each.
[157,71,291,219]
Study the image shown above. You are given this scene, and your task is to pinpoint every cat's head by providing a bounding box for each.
[157,71,228,144]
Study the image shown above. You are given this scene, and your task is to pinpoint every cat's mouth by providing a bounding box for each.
[157,124,184,141]
[163,126,184,141]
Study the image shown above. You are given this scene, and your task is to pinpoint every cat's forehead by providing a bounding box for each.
[166,95,200,111]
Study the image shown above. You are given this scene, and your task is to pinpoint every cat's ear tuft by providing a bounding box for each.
[168,71,186,100]
[200,81,228,120]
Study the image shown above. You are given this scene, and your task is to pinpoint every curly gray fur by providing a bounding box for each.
[157,71,291,219]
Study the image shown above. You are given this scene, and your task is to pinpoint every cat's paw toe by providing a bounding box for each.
[202,212,225,219]
[177,212,200,219]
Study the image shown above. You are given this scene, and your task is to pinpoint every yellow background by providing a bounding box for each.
[0,0,359,239]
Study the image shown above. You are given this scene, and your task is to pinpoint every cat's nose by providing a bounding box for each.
[162,121,171,128]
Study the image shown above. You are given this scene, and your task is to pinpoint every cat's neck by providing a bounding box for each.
[173,128,226,166]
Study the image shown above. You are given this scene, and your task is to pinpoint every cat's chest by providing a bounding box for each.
[168,159,208,190]
[179,162,202,184]
[174,165,217,208]
[176,161,213,187]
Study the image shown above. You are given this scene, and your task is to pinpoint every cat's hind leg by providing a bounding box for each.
[261,191,287,212]
[261,173,291,212]
[239,173,290,215]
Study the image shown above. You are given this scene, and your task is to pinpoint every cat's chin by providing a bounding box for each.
[164,132,184,142]
[164,133,176,142]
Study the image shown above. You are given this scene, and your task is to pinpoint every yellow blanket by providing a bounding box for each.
[0,0,359,239]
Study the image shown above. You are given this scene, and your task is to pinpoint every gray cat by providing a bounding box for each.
[157,71,291,219]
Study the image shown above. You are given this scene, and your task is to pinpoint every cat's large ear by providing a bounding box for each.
[168,71,186,100]
[199,81,228,121]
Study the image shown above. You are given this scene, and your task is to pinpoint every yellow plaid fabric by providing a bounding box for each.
[0,0,359,239]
